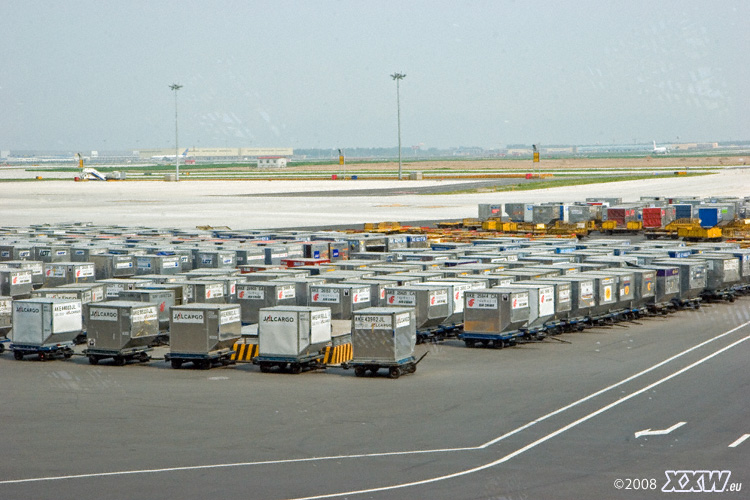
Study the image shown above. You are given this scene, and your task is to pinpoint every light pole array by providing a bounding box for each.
[390,73,406,180]
[169,83,183,181]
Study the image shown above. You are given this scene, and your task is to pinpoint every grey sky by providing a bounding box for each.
[2,0,748,151]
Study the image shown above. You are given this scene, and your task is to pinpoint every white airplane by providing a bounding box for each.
[652,141,669,154]
[152,148,190,161]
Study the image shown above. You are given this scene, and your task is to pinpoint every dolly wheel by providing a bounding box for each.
[260,363,271,373]
[171,359,182,369]
[89,356,99,365]
[114,356,126,366]
[388,367,401,379]
[14,351,23,360]
[354,366,366,377]
[38,352,46,362]
[0,344,5,354]
[290,363,302,374]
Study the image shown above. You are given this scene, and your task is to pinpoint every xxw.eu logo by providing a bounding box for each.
[662,470,735,493]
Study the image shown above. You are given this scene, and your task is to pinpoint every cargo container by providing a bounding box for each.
[642,206,676,228]
[652,258,705,307]
[182,280,226,304]
[135,254,181,275]
[412,280,475,328]
[309,283,371,320]
[302,242,330,260]
[0,296,12,343]
[603,206,639,226]
[255,306,332,373]
[269,277,327,306]
[84,301,158,365]
[689,254,741,299]
[42,262,96,287]
[671,204,694,220]
[0,244,33,261]
[167,304,241,368]
[88,254,136,279]
[576,272,619,320]
[327,241,350,261]
[384,285,451,334]
[236,281,297,324]
[636,265,681,311]
[494,284,555,334]
[11,298,82,360]
[118,289,175,332]
[697,207,720,228]
[461,289,531,347]
[33,245,70,263]
[406,235,430,248]
[348,307,417,378]
[0,268,34,297]
[478,203,503,221]
[541,275,596,323]
[515,279,572,330]
[137,282,189,306]
[1,260,44,287]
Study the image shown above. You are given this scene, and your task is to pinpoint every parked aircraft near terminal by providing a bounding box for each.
[652,141,669,154]
[152,148,190,161]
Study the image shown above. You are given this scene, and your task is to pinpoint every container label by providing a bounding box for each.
[0,251,8,258]
[45,266,66,278]
[312,290,340,303]
[559,289,571,301]
[261,312,296,323]
[581,283,594,300]
[430,290,449,306]
[164,260,179,268]
[278,286,295,300]
[604,285,613,301]
[352,289,370,304]
[132,307,158,323]
[219,308,240,325]
[238,288,264,300]
[354,315,391,330]
[466,295,498,309]
[0,300,12,315]
[90,307,119,321]
[106,283,126,298]
[172,311,205,323]
[512,294,529,309]
[46,292,79,300]
[204,284,224,299]
[137,258,153,269]
[311,310,331,326]
[75,266,95,278]
[12,272,33,285]
[222,257,233,265]
[53,302,82,317]
[115,261,134,269]
[386,290,416,306]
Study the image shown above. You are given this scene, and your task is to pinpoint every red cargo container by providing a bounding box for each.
[642,206,677,228]
[280,257,331,268]
[604,207,638,225]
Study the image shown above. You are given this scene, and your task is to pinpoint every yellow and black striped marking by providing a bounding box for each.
[324,342,353,365]
[231,342,259,362]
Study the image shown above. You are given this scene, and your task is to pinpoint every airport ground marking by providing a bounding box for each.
[1,320,748,489]
[634,421,687,439]
[728,434,750,448]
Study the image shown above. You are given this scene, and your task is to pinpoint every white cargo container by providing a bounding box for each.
[11,298,82,360]
[256,306,332,373]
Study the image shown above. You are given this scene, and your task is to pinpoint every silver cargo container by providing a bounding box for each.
[118,289,176,331]
[478,203,503,221]
[351,307,416,363]
[688,254,740,291]
[384,285,451,330]
[0,244,33,261]
[1,260,44,287]
[578,272,619,317]
[86,301,159,351]
[494,284,555,330]
[515,280,572,320]
[258,306,332,357]
[341,280,388,307]
[43,262,96,287]
[0,268,34,297]
[236,281,297,324]
[606,268,656,310]
[543,276,596,319]
[33,245,71,263]
[137,282,189,306]
[135,255,181,275]
[308,283,371,319]
[270,277,327,306]
[0,296,11,336]
[196,275,242,302]
[195,250,237,269]
[169,304,241,355]
[415,280,479,326]
[636,265,681,307]
[97,278,153,299]
[89,254,136,279]
[584,270,636,310]
[182,280,226,304]
[653,259,706,301]
[463,289,530,336]
[11,298,82,346]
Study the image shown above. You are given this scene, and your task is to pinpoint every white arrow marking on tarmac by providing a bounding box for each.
[728,434,750,448]
[634,421,686,439]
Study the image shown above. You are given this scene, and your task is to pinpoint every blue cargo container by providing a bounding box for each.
[671,204,693,220]
[698,207,720,228]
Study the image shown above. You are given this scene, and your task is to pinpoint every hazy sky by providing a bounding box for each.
[2,0,748,151]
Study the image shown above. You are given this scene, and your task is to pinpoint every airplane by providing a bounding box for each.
[152,148,190,161]
[652,141,669,154]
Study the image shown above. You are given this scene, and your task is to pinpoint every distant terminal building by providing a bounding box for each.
[256,156,288,168]
[138,147,293,162]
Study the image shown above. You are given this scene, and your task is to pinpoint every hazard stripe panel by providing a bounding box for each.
[231,342,259,362]
[323,342,353,365]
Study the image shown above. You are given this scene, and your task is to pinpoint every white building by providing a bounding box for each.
[256,156,288,168]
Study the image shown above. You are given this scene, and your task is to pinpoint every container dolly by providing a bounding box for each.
[344,352,427,379]
[11,342,75,361]
[165,348,236,370]
[83,346,153,366]
[253,352,326,374]
[457,330,523,349]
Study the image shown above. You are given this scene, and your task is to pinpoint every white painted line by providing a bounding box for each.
[634,421,687,439]
[728,434,750,448]
[289,333,750,500]
[1,320,748,488]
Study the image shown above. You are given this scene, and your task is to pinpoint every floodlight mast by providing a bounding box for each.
[170,83,183,181]
[391,73,406,180]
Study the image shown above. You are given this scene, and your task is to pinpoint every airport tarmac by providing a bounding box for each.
[0,299,747,499]
[1,168,748,229]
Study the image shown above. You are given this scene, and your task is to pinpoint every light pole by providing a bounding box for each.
[391,73,406,180]
[169,83,183,181]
